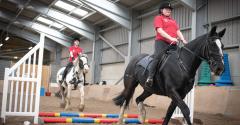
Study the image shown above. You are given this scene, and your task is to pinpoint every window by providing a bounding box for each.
[54,0,75,11]
[52,23,64,29]
[36,16,65,30]
[54,0,89,17]
[73,8,88,17]
[37,17,53,25]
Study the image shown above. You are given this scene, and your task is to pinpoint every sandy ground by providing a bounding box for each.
[2,95,240,125]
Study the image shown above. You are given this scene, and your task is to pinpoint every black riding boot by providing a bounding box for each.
[145,40,169,88]
[145,58,159,88]
[60,62,73,82]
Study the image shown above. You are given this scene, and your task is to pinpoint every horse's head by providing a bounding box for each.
[78,54,89,73]
[205,26,226,76]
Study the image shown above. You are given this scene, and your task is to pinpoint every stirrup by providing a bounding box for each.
[145,78,153,88]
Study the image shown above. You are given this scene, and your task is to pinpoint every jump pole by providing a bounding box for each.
[42,117,163,124]
[39,112,139,118]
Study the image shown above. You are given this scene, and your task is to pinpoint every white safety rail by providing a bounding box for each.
[172,88,195,124]
[1,34,45,124]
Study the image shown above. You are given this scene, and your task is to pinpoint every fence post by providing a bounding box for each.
[34,33,45,124]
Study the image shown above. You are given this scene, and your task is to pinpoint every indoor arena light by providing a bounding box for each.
[55,1,75,11]
[5,36,9,41]
[73,8,88,17]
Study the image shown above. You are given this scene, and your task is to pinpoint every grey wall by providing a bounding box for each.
[98,27,128,84]
[207,0,240,46]
[0,60,11,80]
[101,27,128,64]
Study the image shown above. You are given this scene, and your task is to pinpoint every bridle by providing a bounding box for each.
[78,55,89,69]
[183,36,223,63]
[177,36,223,73]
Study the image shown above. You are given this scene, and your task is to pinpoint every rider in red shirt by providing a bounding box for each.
[145,2,187,88]
[61,38,83,82]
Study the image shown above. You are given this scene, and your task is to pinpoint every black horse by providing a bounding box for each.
[113,26,226,125]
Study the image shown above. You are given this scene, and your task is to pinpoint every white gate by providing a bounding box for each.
[1,34,45,124]
[172,88,195,124]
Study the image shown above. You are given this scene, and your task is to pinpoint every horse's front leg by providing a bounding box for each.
[136,90,152,124]
[59,83,66,108]
[171,89,192,125]
[78,84,85,112]
[64,85,72,111]
[118,101,126,125]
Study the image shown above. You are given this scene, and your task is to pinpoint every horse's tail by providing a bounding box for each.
[113,54,148,108]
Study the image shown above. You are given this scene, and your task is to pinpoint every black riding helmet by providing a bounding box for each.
[159,2,173,14]
[73,37,80,42]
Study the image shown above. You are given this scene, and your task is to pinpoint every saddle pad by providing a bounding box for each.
[136,55,153,71]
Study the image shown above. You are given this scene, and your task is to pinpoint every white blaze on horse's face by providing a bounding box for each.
[215,39,224,64]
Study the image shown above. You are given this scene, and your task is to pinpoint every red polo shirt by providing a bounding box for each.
[154,15,179,44]
[68,46,83,62]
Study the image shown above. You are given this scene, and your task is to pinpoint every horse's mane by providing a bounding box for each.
[81,54,88,58]
[185,33,208,49]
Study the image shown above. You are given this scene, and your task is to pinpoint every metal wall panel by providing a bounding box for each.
[101,27,128,63]
[172,5,192,28]
[102,27,129,48]
[50,64,61,83]
[0,60,11,80]
[227,50,240,86]
[140,38,155,54]
[101,45,127,64]
[208,0,240,45]
[61,47,69,66]
[100,63,125,85]
[208,0,239,22]
[141,15,155,39]
[80,39,93,53]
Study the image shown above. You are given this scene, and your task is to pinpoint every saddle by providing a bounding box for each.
[137,47,178,74]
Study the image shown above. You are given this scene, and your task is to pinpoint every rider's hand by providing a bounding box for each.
[182,39,188,44]
[170,37,178,43]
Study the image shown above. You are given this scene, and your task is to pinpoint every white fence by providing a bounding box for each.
[1,34,45,124]
[172,88,195,124]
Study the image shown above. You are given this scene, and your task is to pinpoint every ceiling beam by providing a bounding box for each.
[0,50,29,56]
[80,0,131,29]
[7,0,95,40]
[131,0,152,9]
[0,10,71,47]
[0,22,54,52]
[56,20,95,41]
[178,0,196,11]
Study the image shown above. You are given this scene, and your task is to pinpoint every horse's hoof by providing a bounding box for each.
[78,104,85,112]
[117,121,123,125]
[60,103,65,108]
[138,103,146,121]
[64,107,69,111]
[139,111,146,123]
